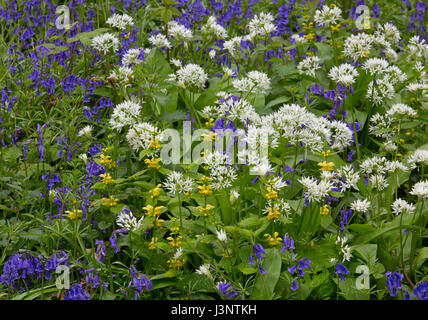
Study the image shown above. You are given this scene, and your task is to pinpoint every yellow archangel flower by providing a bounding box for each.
[145,157,162,169]
[197,204,215,217]
[149,237,158,250]
[318,161,335,171]
[266,207,281,220]
[265,186,278,200]
[198,184,213,196]
[168,258,184,269]
[100,154,111,166]
[66,209,82,220]
[149,184,162,198]
[166,236,182,248]
[320,204,329,216]
[149,138,161,150]
[304,33,315,41]
[143,205,165,217]
[100,173,114,184]
[264,232,282,246]
[102,196,119,207]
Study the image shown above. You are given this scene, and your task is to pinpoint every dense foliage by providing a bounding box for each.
[0,0,427,300]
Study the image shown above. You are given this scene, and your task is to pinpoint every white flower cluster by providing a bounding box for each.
[391,199,415,215]
[116,207,143,231]
[121,48,144,67]
[203,151,237,190]
[328,63,359,87]
[343,33,373,61]
[148,33,171,49]
[409,180,428,198]
[163,171,194,194]
[106,13,134,30]
[91,33,120,54]
[167,21,193,42]
[126,122,162,152]
[201,16,228,39]
[109,100,142,131]
[408,149,428,169]
[223,36,242,57]
[109,66,134,86]
[247,12,276,39]
[232,71,271,95]
[360,156,408,191]
[350,199,371,213]
[299,176,332,203]
[336,235,352,262]
[212,96,260,125]
[169,63,208,89]
[314,5,342,26]
[297,56,321,77]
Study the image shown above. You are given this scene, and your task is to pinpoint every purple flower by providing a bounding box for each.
[281,233,295,253]
[218,281,239,299]
[64,284,90,300]
[335,263,349,281]
[385,272,403,297]
[413,281,428,300]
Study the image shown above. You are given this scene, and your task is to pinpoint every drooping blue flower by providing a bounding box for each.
[335,263,350,281]
[64,284,90,300]
[385,272,403,297]
[218,281,239,299]
[413,281,428,300]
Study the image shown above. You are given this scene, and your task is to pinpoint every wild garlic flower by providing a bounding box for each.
[201,16,228,39]
[386,66,407,84]
[409,181,428,198]
[126,122,162,151]
[223,36,242,57]
[343,33,373,61]
[91,33,119,54]
[108,66,134,86]
[121,48,144,67]
[376,22,401,45]
[148,33,171,49]
[196,264,212,278]
[247,12,276,38]
[408,149,428,169]
[109,100,142,131]
[216,229,227,243]
[299,176,332,203]
[386,103,417,119]
[329,121,353,151]
[291,34,307,43]
[362,58,389,76]
[117,207,143,231]
[169,63,208,89]
[167,21,193,42]
[163,171,194,194]
[314,5,342,26]
[350,199,371,213]
[232,71,271,95]
[216,96,260,125]
[336,235,353,262]
[328,63,359,87]
[391,199,415,215]
[366,76,395,105]
[78,125,92,138]
[297,56,321,77]
[106,13,134,30]
[203,151,237,190]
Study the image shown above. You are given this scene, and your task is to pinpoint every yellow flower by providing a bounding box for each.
[201,175,211,182]
[265,186,278,200]
[156,218,165,228]
[100,173,114,184]
[330,24,340,32]
[222,248,232,258]
[197,204,215,217]
[168,258,184,269]
[321,150,331,158]
[205,118,215,128]
[145,157,162,169]
[264,232,282,246]
[167,236,182,248]
[198,184,213,196]
[318,161,335,171]
[100,154,111,166]
[304,33,315,42]
[320,204,329,216]
[266,207,281,220]
[102,147,110,153]
[102,195,119,207]
[149,237,157,250]
[149,184,162,198]
[66,209,82,220]
[143,205,164,217]
[149,138,161,150]
[202,131,216,141]
[170,226,180,233]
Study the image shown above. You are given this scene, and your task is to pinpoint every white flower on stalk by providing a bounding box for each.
[376,22,401,45]
[362,58,389,76]
[203,151,237,190]
[170,58,182,68]
[196,264,211,278]
[109,66,134,86]
[173,248,183,260]
[299,176,332,203]
[126,122,161,151]
[369,174,389,191]
[230,190,240,204]
[79,153,88,164]
[109,100,142,131]
[391,199,415,215]
[148,33,171,49]
[336,235,352,262]
[170,63,208,89]
[121,48,144,67]
[408,149,428,169]
[386,66,407,84]
[350,199,371,213]
[117,207,143,231]
[314,5,342,26]
[216,229,227,243]
[209,50,216,59]
[409,181,428,198]
[247,12,276,38]
[163,171,194,194]
[366,76,395,105]
[328,63,359,87]
[223,36,242,56]
[329,120,353,151]
[167,21,193,42]
[336,165,360,191]
[78,125,92,138]
[291,34,307,43]
[201,16,228,39]
[343,33,373,61]
[386,103,417,119]
[232,71,271,95]
[106,13,134,30]
[91,33,119,54]
[297,56,321,77]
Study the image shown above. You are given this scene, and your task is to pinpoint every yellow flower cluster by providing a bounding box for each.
[320,204,329,216]
[145,157,162,169]
[264,232,282,246]
[197,204,215,217]
[143,205,165,217]
[265,186,278,200]
[66,209,82,220]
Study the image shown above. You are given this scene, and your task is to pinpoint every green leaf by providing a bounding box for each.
[415,247,428,269]
[250,249,282,299]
